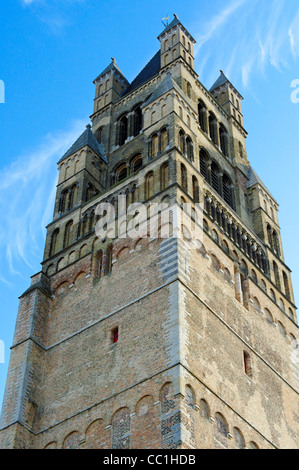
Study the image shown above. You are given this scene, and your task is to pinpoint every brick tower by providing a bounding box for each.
[0,15,298,449]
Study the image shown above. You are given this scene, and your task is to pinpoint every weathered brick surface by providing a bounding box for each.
[1,18,298,450]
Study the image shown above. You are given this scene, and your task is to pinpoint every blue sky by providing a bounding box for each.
[0,0,299,410]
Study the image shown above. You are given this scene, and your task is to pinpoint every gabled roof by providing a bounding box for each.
[122,50,161,97]
[58,125,107,164]
[247,166,277,203]
[158,14,196,43]
[210,70,244,99]
[142,72,182,107]
[94,58,128,84]
[209,70,229,93]
[159,14,181,36]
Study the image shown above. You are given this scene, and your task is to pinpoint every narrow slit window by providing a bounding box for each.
[112,327,119,344]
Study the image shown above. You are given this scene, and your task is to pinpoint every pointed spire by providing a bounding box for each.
[158,13,195,43]
[158,13,180,36]
[209,70,229,93]
[93,57,128,84]
[58,125,107,164]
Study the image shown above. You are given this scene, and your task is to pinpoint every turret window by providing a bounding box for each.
[243,351,252,377]
[49,229,59,257]
[181,164,188,192]
[208,113,218,145]
[145,172,154,199]
[219,124,229,157]
[198,100,208,133]
[64,221,73,249]
[160,162,169,191]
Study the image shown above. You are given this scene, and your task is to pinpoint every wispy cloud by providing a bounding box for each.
[193,0,299,89]
[21,0,86,32]
[0,119,87,285]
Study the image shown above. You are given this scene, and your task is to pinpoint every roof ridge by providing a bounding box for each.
[122,50,161,96]
[58,125,107,164]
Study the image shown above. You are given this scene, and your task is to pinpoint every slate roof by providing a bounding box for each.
[247,166,277,203]
[58,125,107,164]
[94,58,128,84]
[122,50,161,97]
[209,70,229,92]
[142,72,182,107]
[158,14,196,42]
[159,14,181,36]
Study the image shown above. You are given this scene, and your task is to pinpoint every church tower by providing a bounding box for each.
[0,15,298,450]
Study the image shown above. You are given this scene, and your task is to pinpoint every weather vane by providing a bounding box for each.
[162,16,169,27]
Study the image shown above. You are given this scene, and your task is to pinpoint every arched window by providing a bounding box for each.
[219,124,228,156]
[133,105,142,136]
[116,164,127,182]
[94,250,103,279]
[239,141,243,158]
[112,408,130,449]
[278,321,286,337]
[131,154,142,173]
[265,308,274,324]
[199,149,209,180]
[249,442,259,449]
[198,100,207,133]
[181,163,187,192]
[260,279,267,293]
[214,413,229,448]
[211,254,220,271]
[186,81,192,98]
[243,351,252,377]
[273,261,280,289]
[59,188,70,213]
[145,172,154,199]
[222,174,234,209]
[64,221,73,249]
[151,133,159,158]
[279,298,285,312]
[288,308,295,320]
[272,231,280,257]
[106,244,113,275]
[267,224,273,248]
[49,229,59,257]
[160,128,168,152]
[211,162,220,194]
[222,240,229,254]
[270,288,276,303]
[186,136,193,160]
[192,176,199,203]
[161,162,169,191]
[283,271,291,299]
[199,399,210,419]
[70,184,78,209]
[234,428,246,449]
[179,130,185,154]
[118,114,128,146]
[212,230,219,244]
[253,297,261,313]
[208,113,218,145]
[95,126,103,143]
